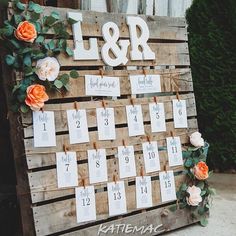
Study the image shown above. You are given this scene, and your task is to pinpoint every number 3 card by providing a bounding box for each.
[56,152,78,188]
[159,170,177,202]
[33,111,56,147]
[75,186,96,223]
[107,180,127,216]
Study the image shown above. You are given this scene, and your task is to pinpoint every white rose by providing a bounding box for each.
[190,131,204,147]
[35,57,60,81]
[186,185,202,206]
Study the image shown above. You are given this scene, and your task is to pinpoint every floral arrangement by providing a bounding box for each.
[0,0,79,112]
[170,131,215,226]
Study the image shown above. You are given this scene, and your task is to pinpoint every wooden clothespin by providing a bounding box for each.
[154,96,158,104]
[140,166,144,179]
[102,99,106,109]
[113,174,117,184]
[93,142,98,151]
[176,91,180,101]
[130,97,135,106]
[74,101,79,111]
[40,107,44,113]
[82,178,86,189]
[170,130,175,138]
[164,162,168,173]
[99,68,104,78]
[146,135,151,144]
[143,68,147,77]
[122,139,127,148]
[63,144,68,154]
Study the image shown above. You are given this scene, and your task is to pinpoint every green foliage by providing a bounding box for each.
[186,0,236,171]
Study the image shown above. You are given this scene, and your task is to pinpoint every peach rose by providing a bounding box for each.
[186,185,202,206]
[15,21,37,43]
[193,161,209,180]
[190,131,204,147]
[25,84,49,110]
[35,57,60,81]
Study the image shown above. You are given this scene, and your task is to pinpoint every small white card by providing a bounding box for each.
[85,75,120,97]
[56,152,78,188]
[96,107,116,140]
[142,141,161,173]
[75,186,96,223]
[66,109,89,144]
[159,170,177,202]
[126,105,145,136]
[88,149,108,184]
[118,146,136,178]
[33,111,56,147]
[173,99,188,128]
[107,181,127,216]
[130,74,161,94]
[149,102,166,132]
[136,176,153,209]
[166,137,183,167]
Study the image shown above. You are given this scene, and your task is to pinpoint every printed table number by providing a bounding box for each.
[136,176,153,209]
[166,136,183,167]
[149,102,166,132]
[142,141,161,173]
[88,149,108,184]
[96,107,116,140]
[75,186,96,223]
[118,145,136,178]
[126,104,145,136]
[107,181,127,216]
[66,109,89,144]
[159,170,177,202]
[33,111,56,147]
[56,152,78,188]
[173,99,188,128]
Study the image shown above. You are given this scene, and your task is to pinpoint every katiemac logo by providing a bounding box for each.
[97,223,164,235]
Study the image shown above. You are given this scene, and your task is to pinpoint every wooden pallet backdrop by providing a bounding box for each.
[1,4,200,236]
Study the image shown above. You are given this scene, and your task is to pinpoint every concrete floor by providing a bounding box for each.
[167,173,236,236]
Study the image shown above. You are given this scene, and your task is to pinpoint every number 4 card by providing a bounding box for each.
[33,111,56,147]
[56,152,78,188]
[107,180,127,216]
[159,170,177,202]
[75,186,96,223]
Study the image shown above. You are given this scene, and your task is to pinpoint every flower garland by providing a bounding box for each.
[170,132,215,226]
[0,0,79,113]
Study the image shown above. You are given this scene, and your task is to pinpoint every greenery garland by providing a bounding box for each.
[0,0,79,113]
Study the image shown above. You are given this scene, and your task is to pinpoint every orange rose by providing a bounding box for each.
[25,84,49,110]
[193,161,209,180]
[15,21,37,43]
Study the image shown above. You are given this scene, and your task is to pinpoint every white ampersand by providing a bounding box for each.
[101,22,130,67]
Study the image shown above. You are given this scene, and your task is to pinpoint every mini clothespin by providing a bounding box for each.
[164,162,168,173]
[82,178,86,189]
[170,130,175,138]
[63,144,68,154]
[140,166,144,179]
[113,174,117,184]
[154,96,158,104]
[146,135,151,144]
[40,107,44,113]
[143,68,147,77]
[74,101,79,111]
[93,142,98,151]
[122,139,127,148]
[130,97,135,106]
[102,99,106,109]
[176,91,180,101]
[99,68,104,78]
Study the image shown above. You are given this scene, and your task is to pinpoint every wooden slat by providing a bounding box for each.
[57,41,189,67]
[33,174,184,236]
[28,151,183,203]
[22,93,196,138]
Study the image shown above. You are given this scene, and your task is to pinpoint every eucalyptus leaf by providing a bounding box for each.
[10,39,20,49]
[64,83,70,91]
[51,11,60,20]
[70,70,79,79]
[197,181,205,189]
[198,207,205,215]
[5,54,15,65]
[23,54,32,67]
[36,35,44,43]
[200,190,206,196]
[67,17,78,25]
[32,3,43,14]
[59,74,69,85]
[14,14,23,25]
[66,47,73,56]
[20,104,29,113]
[184,158,193,168]
[54,79,63,89]
[200,217,208,227]
[16,1,25,11]
[48,40,55,50]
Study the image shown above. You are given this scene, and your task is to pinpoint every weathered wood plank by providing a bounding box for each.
[57,41,189,67]
[33,174,185,236]
[28,151,183,203]
[24,118,198,155]
[22,93,196,138]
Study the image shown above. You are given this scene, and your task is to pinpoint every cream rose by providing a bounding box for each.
[35,57,60,81]
[186,185,202,206]
[190,131,204,147]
